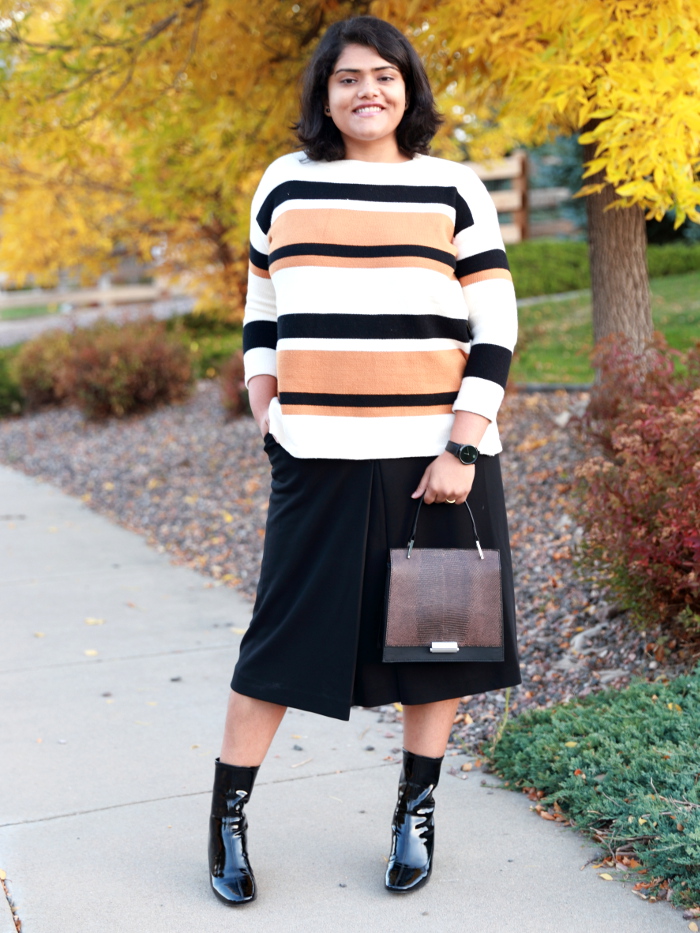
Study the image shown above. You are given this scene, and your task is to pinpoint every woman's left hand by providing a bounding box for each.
[411,451,475,505]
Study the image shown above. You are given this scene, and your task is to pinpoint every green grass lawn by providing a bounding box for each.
[0,304,54,321]
[511,270,700,384]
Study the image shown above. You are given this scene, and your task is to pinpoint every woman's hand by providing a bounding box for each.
[248,374,278,438]
[411,451,475,505]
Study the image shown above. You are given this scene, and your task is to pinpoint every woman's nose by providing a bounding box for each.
[357,80,380,98]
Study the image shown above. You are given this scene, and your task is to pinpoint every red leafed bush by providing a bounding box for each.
[11,328,74,409]
[581,333,700,453]
[220,350,250,418]
[575,336,700,632]
[68,318,193,419]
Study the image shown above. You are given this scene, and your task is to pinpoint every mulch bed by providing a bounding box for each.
[1,380,695,751]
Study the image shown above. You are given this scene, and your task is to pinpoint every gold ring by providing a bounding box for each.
[445,498,456,504]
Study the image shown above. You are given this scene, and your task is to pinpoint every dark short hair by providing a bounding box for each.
[295,16,443,161]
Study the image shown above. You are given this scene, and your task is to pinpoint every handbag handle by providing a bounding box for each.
[407,495,484,560]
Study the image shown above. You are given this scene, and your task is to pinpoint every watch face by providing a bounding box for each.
[459,445,479,464]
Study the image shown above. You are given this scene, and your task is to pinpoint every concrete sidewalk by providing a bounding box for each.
[0,465,682,932]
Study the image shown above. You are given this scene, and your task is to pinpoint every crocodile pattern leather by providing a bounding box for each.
[385,547,503,649]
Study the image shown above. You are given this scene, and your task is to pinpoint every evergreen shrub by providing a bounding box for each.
[575,336,700,631]
[11,329,73,409]
[68,319,193,418]
[507,240,700,298]
[489,672,700,909]
[220,350,250,418]
[0,348,23,417]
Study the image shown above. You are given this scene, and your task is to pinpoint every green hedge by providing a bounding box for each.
[0,347,22,417]
[489,672,700,908]
[509,240,700,298]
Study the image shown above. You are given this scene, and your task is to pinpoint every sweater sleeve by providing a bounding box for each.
[242,170,278,387]
[451,166,518,423]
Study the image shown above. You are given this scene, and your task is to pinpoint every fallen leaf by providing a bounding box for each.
[34,632,45,638]
[84,649,98,656]
[0,869,6,881]
[102,482,115,491]
[689,924,698,932]
[291,757,313,768]
[191,744,200,749]
[85,617,105,625]
[230,627,247,635]
[461,762,472,772]
[599,873,613,881]
[564,741,578,748]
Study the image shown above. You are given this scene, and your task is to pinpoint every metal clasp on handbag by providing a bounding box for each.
[430,642,459,653]
[406,496,484,560]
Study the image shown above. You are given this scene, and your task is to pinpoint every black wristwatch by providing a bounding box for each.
[445,441,479,465]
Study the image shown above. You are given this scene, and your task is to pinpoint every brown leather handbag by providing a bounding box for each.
[382,496,504,662]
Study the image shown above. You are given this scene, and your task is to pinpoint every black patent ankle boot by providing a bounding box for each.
[385,749,443,893]
[208,758,259,905]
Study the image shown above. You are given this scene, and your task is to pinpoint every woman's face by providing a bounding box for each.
[326,43,407,158]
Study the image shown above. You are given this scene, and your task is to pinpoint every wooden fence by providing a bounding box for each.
[467,150,576,244]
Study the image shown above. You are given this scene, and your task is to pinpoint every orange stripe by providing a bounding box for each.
[277,348,466,395]
[269,209,456,253]
[249,260,271,279]
[281,404,455,417]
[458,268,513,286]
[269,254,454,276]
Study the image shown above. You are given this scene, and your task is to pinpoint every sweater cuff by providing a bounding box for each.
[243,347,277,387]
[452,376,504,424]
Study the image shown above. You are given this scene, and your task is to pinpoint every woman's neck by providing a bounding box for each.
[341,135,411,163]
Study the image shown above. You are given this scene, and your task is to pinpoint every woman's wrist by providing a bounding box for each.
[449,410,490,448]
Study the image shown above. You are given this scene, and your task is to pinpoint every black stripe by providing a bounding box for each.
[249,244,269,271]
[279,391,458,408]
[278,313,470,342]
[243,320,277,353]
[464,343,512,389]
[256,180,474,235]
[455,248,510,280]
[454,195,473,236]
[269,242,456,270]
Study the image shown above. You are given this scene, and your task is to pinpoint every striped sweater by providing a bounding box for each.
[242,152,518,459]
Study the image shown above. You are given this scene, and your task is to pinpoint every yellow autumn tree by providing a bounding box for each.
[1,0,699,341]
[390,0,700,348]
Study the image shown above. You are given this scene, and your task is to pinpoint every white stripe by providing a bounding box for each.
[270,199,456,226]
[272,266,467,319]
[243,347,277,386]
[267,398,503,458]
[463,279,518,349]
[453,376,505,424]
[277,338,469,353]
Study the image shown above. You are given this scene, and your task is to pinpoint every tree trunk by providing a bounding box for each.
[582,122,653,352]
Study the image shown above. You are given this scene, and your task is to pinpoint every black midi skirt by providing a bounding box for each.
[231,433,521,720]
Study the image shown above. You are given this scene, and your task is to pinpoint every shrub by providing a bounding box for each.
[220,350,250,418]
[581,333,700,453]
[68,318,193,419]
[11,328,73,409]
[506,240,700,299]
[0,347,23,417]
[489,671,700,910]
[575,336,700,631]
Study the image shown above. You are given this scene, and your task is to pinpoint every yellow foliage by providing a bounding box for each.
[0,0,699,312]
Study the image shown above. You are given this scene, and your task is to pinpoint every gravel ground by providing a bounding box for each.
[2,380,696,751]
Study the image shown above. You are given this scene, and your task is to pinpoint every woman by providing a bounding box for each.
[208,15,520,904]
